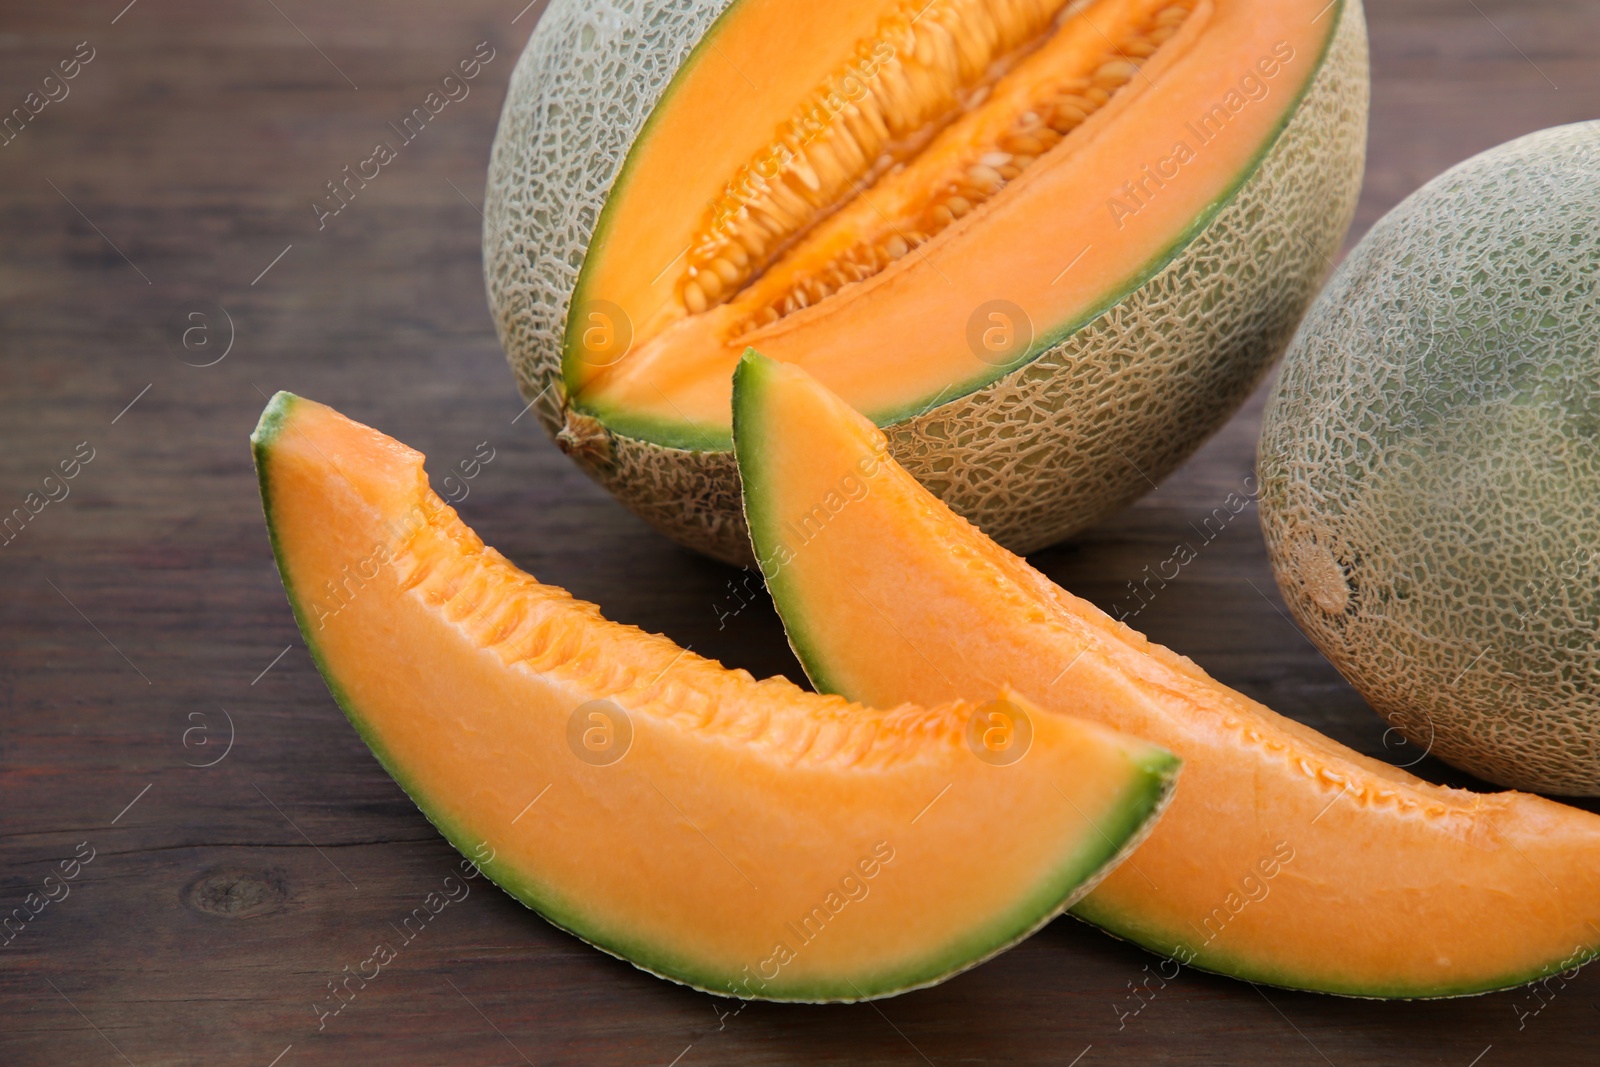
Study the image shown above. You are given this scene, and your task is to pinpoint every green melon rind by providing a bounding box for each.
[731,350,880,699]
[1257,121,1600,796]
[558,0,753,410]
[252,390,1180,1001]
[825,744,1181,1003]
[484,0,738,433]
[487,0,1368,566]
[575,394,736,453]
[1070,893,1600,1000]
[733,357,1600,1000]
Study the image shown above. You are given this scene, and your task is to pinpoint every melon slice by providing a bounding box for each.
[487,0,1367,563]
[731,352,1600,998]
[250,391,1180,1001]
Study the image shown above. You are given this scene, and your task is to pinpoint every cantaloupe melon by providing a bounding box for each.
[251,391,1180,1001]
[731,352,1600,997]
[485,0,1368,564]
[1259,122,1600,796]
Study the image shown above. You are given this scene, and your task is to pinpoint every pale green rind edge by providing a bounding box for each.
[1068,894,1600,1001]
[561,0,746,408]
[730,352,869,699]
[251,389,1177,1001]
[485,0,741,444]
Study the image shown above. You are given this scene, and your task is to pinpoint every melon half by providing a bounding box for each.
[486,0,1369,564]
[732,352,1600,998]
[251,392,1180,1001]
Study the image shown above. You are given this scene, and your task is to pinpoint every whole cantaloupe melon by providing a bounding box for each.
[1259,122,1600,795]
[485,0,1368,564]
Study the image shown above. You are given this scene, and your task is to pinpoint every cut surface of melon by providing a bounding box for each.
[568,0,1339,446]
[251,391,1179,1001]
[732,353,1600,998]
[486,0,1366,564]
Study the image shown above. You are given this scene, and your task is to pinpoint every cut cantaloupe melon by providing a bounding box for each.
[486,0,1368,564]
[731,352,1600,997]
[250,391,1180,1001]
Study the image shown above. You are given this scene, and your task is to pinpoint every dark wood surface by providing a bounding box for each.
[3,1,1598,1063]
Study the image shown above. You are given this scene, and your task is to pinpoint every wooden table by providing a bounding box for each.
[2,1,1596,1063]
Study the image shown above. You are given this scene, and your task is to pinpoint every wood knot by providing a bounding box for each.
[182,866,291,918]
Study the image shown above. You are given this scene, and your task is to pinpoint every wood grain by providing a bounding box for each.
[1,1,1596,1063]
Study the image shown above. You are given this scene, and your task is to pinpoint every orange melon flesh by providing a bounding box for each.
[732,353,1600,997]
[573,0,1340,445]
[251,391,1181,1001]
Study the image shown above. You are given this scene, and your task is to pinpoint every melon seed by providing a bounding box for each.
[720,0,1193,335]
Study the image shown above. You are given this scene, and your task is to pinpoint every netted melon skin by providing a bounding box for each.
[1259,122,1600,796]
[486,0,1367,567]
[484,0,751,561]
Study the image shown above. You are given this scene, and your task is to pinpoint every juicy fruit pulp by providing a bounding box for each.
[732,353,1600,997]
[1260,122,1600,796]
[568,0,1345,444]
[251,392,1180,1001]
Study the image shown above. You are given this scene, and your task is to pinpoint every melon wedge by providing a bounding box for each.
[731,352,1600,998]
[487,0,1367,564]
[250,391,1180,1001]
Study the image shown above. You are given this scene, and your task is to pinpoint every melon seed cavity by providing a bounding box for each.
[674,0,1194,333]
